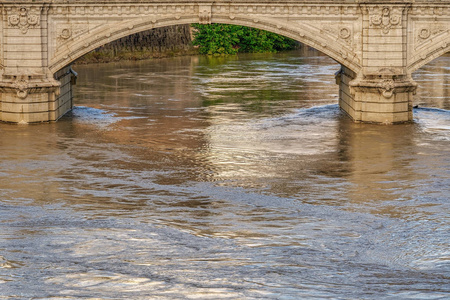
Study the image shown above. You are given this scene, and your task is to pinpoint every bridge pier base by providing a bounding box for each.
[0,66,75,123]
[337,66,417,124]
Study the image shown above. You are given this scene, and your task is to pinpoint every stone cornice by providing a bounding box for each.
[0,0,448,4]
[0,1,360,3]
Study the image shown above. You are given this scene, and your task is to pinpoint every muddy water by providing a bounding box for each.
[0,51,448,299]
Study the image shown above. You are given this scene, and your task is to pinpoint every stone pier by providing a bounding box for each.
[337,66,417,124]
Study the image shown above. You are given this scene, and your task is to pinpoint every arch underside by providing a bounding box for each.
[49,15,362,75]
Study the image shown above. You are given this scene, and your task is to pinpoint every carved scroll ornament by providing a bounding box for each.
[8,7,40,34]
[370,6,402,34]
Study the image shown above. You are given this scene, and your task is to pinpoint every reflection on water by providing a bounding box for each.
[413,53,450,110]
[0,51,449,299]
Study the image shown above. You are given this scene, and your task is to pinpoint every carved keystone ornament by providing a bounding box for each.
[198,5,212,24]
[8,7,40,34]
[13,76,29,99]
[378,79,395,99]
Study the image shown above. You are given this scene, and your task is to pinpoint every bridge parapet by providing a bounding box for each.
[0,0,448,123]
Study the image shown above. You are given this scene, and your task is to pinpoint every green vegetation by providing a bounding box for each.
[192,24,298,55]
[77,25,299,64]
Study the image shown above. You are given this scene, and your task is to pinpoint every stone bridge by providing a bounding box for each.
[0,0,449,124]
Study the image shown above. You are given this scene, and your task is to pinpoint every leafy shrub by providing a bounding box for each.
[192,24,298,55]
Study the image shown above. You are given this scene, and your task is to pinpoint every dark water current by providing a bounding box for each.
[0,51,449,299]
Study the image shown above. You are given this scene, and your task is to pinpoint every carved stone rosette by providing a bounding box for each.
[8,7,41,34]
[415,25,447,49]
[60,28,72,39]
[322,24,353,46]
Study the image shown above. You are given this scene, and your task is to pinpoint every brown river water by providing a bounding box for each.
[0,51,449,299]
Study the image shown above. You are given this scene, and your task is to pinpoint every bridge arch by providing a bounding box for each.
[5,0,448,125]
[408,32,450,73]
[49,15,362,75]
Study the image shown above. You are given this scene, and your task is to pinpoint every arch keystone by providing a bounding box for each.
[198,4,212,24]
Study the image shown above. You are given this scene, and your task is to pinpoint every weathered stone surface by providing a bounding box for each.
[0,0,449,124]
[77,25,193,63]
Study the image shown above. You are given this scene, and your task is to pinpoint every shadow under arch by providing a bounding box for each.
[49,15,362,75]
[412,52,449,110]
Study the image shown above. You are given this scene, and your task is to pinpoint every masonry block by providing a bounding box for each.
[0,65,75,123]
[337,65,416,124]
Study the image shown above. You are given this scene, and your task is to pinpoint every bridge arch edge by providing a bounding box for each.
[408,35,450,74]
[49,16,362,75]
